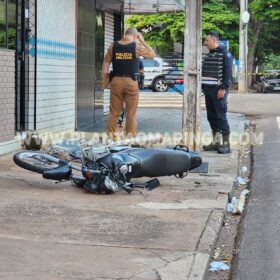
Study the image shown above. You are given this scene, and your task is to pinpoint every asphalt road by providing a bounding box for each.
[229,93,280,280]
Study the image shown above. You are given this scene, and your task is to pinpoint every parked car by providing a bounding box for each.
[141,57,171,92]
[255,70,280,93]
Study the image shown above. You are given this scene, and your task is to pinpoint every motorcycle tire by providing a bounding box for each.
[13,151,63,174]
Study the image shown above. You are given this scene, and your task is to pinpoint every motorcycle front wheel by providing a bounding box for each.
[13,151,63,174]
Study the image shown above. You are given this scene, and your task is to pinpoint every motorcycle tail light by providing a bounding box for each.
[85,171,94,180]
[189,152,202,170]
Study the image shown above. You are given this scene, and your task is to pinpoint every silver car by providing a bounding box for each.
[141,57,171,92]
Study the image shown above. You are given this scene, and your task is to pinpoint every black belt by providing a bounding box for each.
[114,75,138,81]
[114,75,132,78]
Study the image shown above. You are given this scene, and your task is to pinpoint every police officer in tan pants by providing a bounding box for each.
[102,27,155,139]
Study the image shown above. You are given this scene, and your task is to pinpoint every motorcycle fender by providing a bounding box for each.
[42,163,71,181]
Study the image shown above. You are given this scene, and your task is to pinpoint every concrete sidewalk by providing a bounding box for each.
[0,148,238,280]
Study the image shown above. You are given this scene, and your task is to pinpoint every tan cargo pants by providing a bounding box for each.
[107,77,139,137]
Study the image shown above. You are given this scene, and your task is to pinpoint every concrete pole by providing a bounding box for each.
[244,0,249,88]
[182,0,202,151]
[238,0,248,93]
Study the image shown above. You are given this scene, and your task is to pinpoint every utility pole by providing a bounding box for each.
[238,0,250,93]
[182,0,202,151]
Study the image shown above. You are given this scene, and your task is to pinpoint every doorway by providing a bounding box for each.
[76,0,96,130]
[16,0,37,131]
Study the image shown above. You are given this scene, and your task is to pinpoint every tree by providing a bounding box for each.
[247,0,280,84]
[126,0,280,86]
[202,0,239,56]
[126,0,239,56]
[126,13,185,56]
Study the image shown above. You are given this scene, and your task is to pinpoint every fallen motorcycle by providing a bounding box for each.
[13,141,202,194]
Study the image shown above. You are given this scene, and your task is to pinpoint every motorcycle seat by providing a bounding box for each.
[126,148,191,177]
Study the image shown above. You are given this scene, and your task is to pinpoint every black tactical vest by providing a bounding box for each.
[112,42,139,78]
[202,52,224,85]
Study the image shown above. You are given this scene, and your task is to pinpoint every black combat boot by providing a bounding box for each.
[203,131,221,151]
[218,133,231,154]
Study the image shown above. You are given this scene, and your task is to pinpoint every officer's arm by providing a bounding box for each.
[101,62,111,89]
[102,44,113,75]
[136,35,155,59]
[101,45,113,89]
[220,51,233,90]
[102,62,110,75]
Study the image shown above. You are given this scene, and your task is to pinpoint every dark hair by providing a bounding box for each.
[206,31,219,41]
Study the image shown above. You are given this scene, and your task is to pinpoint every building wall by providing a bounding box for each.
[36,0,76,133]
[0,49,19,154]
[103,12,115,115]
[0,50,15,143]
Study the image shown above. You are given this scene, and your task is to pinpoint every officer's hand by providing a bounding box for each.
[137,33,145,44]
[217,89,225,100]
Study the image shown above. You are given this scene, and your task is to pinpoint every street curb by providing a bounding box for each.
[188,252,210,280]
[198,209,225,255]
[200,209,225,280]
[189,191,233,279]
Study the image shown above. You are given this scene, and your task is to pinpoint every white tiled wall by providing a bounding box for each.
[36,0,76,133]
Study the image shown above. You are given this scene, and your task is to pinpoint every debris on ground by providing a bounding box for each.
[236,176,247,186]
[227,196,237,213]
[232,189,250,214]
[209,261,230,272]
[212,247,221,259]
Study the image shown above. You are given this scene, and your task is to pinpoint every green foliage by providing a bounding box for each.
[125,0,279,69]
[126,0,239,56]
[259,54,280,72]
[202,0,239,56]
[253,22,280,66]
[126,13,184,56]
[248,0,280,68]
[249,0,280,21]
[7,27,16,49]
[0,1,16,50]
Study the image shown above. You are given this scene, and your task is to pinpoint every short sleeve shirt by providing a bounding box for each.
[104,39,155,64]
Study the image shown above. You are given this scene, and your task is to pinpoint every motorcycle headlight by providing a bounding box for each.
[119,164,129,175]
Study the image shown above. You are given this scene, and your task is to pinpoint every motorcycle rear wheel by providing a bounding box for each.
[13,151,62,174]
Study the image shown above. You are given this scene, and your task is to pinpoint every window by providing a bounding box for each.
[142,59,160,68]
[95,11,105,84]
[0,0,16,49]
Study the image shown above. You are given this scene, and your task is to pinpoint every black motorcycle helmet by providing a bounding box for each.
[24,132,42,150]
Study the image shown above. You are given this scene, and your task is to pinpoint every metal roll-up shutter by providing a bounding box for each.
[104,12,114,115]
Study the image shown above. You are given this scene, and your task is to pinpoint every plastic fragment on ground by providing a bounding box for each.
[227,196,237,212]
[236,176,247,186]
[209,261,230,272]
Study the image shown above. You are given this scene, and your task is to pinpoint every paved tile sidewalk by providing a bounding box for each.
[0,146,239,279]
[0,103,245,279]
[85,108,245,136]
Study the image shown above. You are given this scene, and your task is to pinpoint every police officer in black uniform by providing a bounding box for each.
[138,59,145,90]
[202,31,233,154]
